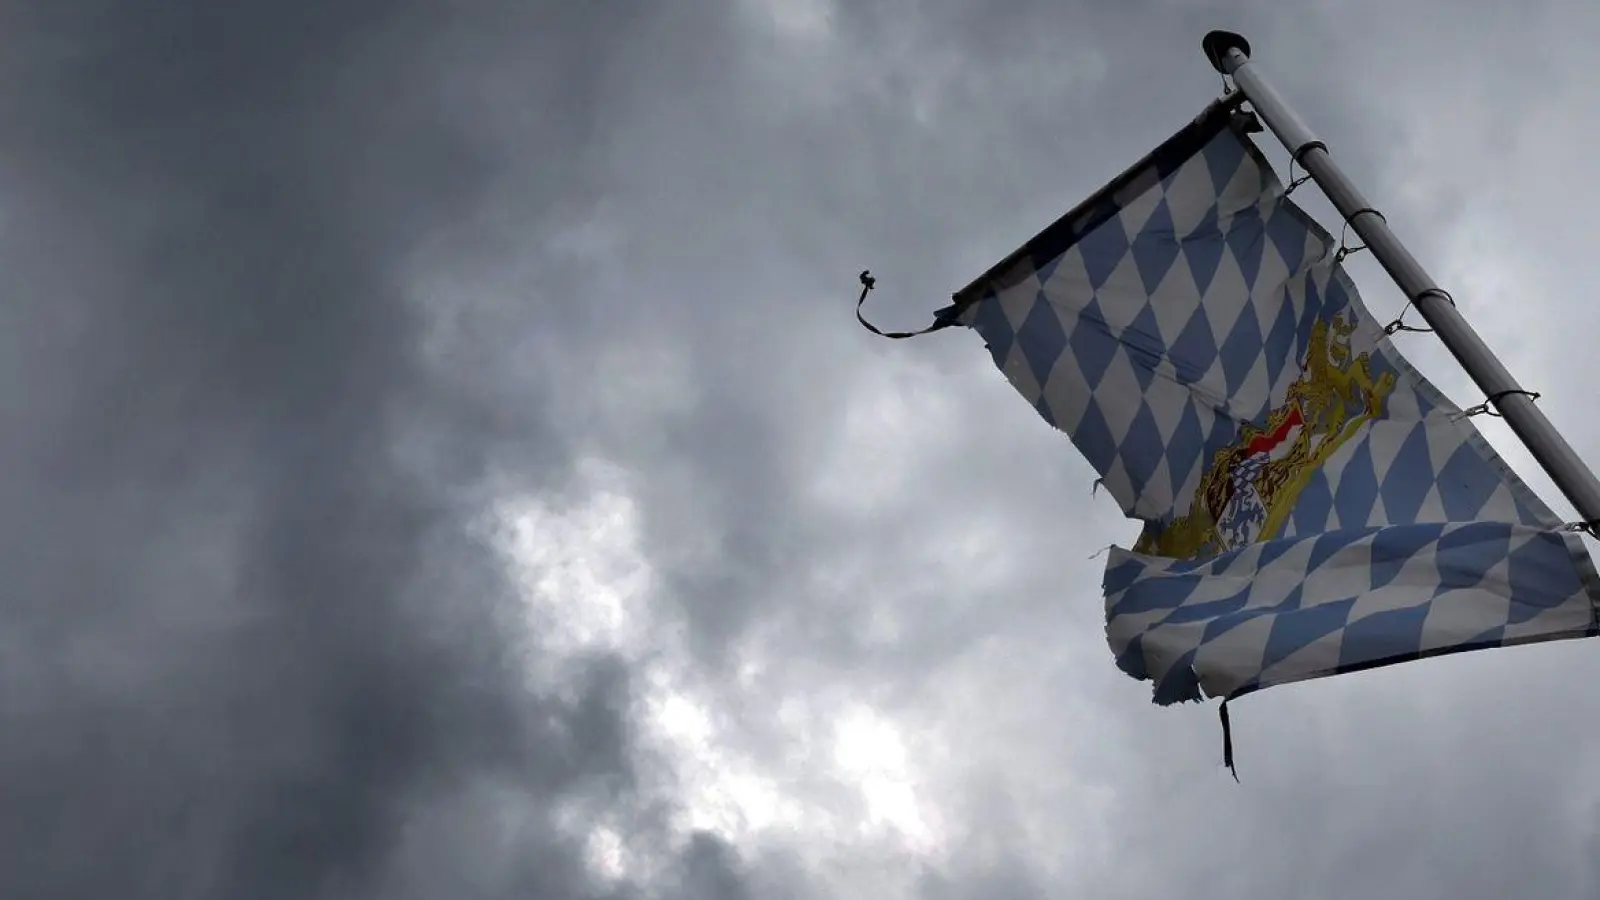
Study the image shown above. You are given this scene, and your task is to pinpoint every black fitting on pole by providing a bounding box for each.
[1202,30,1251,73]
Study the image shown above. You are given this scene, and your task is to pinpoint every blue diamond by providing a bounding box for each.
[1368,523,1447,590]
[1166,402,1206,491]
[1078,217,1132,290]
[1377,424,1435,524]
[969,294,1015,369]
[1016,291,1068,391]
[1130,198,1181,295]
[1073,398,1118,474]
[1336,602,1431,669]
[1202,131,1248,197]
[1217,306,1265,396]
[1168,305,1220,381]
[1119,404,1166,502]
[1121,301,1164,393]
[1505,531,1583,623]
[1290,472,1334,535]
[1434,522,1514,591]
[1261,288,1299,385]
[1264,206,1311,276]
[1262,596,1358,670]
[1224,208,1266,287]
[1435,442,1502,521]
[1332,440,1380,528]
[1065,298,1118,389]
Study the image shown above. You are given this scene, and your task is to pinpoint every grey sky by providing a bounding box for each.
[2,1,1599,898]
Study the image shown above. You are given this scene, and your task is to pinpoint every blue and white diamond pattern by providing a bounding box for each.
[960,118,1555,536]
[953,110,1600,703]
[1102,522,1597,704]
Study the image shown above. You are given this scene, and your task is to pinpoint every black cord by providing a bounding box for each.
[1454,388,1541,420]
[853,270,958,340]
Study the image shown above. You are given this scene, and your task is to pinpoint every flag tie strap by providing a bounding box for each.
[1282,157,1453,340]
[1264,136,1326,198]
[1452,388,1542,421]
[854,271,959,340]
[1220,699,1239,782]
[1331,209,1381,265]
[1282,156,1313,196]
[1384,288,1457,336]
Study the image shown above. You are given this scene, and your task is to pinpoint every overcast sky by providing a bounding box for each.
[4,2,1600,898]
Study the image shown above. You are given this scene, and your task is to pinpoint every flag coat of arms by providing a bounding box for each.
[933,101,1600,705]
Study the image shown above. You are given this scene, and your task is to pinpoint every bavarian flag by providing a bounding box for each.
[949,100,1600,705]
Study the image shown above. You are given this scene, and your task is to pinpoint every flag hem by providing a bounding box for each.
[950,93,1247,311]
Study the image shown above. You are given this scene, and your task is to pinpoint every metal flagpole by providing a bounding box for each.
[1200,30,1600,528]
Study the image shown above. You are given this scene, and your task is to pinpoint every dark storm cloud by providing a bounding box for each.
[0,4,695,898]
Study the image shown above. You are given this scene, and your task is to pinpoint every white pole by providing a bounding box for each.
[1202,30,1600,526]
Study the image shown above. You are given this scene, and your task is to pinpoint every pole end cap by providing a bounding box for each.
[1202,30,1251,73]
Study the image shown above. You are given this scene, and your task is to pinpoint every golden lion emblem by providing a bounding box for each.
[1135,312,1398,560]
